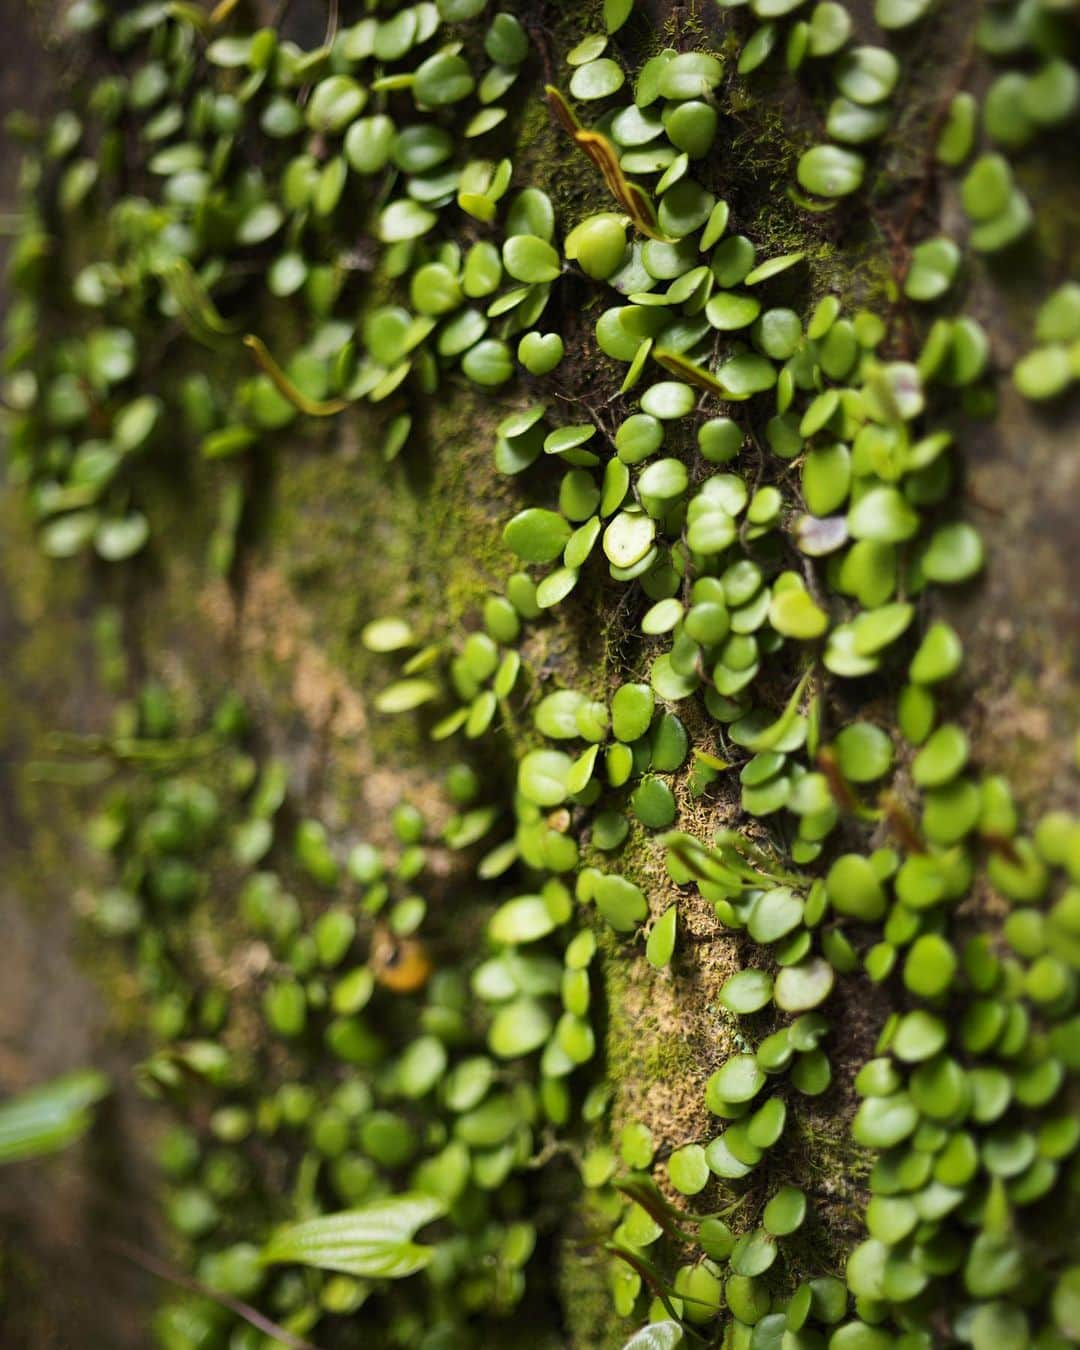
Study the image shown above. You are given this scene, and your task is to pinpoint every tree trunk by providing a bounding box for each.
[0,1,1075,1345]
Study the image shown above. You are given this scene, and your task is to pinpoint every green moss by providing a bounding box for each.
[182,369,504,769]
[513,90,609,234]
[556,1213,626,1350]
[773,1115,871,1281]
[411,385,515,620]
[658,5,712,49]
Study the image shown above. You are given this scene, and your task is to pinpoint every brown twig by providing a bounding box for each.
[816,746,860,816]
[105,1236,319,1350]
[879,790,926,855]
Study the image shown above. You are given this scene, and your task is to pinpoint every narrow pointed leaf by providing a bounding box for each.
[243,336,350,416]
[263,1194,447,1279]
[0,1070,110,1164]
[546,86,669,241]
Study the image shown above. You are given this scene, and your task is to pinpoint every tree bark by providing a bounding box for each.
[0,1,1075,1344]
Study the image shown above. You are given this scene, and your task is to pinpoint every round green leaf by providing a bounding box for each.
[414,52,475,107]
[763,1185,806,1236]
[503,234,562,284]
[569,58,626,100]
[797,145,864,198]
[774,957,835,1012]
[710,1054,765,1104]
[646,904,677,968]
[668,1143,709,1195]
[518,750,573,806]
[503,508,571,562]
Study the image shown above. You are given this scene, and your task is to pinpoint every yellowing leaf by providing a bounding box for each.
[166,2,212,30]
[209,0,242,22]
[652,346,736,398]
[546,86,670,242]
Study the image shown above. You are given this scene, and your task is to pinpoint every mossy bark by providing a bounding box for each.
[0,1,1076,1345]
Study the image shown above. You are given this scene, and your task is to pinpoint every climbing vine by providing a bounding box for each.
[3,0,1078,1347]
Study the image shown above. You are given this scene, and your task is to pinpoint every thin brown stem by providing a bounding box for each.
[323,0,339,49]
